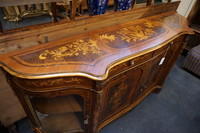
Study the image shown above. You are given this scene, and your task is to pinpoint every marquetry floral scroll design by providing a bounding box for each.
[117,20,161,43]
[23,77,83,88]
[109,81,128,110]
[39,39,102,60]
[99,34,116,41]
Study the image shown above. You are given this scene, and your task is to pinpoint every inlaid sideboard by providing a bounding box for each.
[0,12,193,133]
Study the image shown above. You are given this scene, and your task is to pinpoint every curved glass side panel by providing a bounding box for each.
[29,95,84,133]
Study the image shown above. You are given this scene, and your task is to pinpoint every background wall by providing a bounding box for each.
[162,0,196,17]
[171,0,196,17]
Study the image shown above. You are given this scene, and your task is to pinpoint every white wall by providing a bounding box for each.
[162,0,196,17]
[171,0,197,17]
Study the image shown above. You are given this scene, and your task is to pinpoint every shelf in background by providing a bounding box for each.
[41,112,84,133]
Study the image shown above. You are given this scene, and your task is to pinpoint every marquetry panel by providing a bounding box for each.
[96,20,166,49]
[12,76,95,92]
[108,51,153,77]
[101,67,143,122]
[0,12,193,80]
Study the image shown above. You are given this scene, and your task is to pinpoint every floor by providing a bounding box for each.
[14,56,200,133]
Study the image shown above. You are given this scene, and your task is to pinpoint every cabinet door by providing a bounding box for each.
[134,40,184,99]
[133,52,165,99]
[157,42,184,86]
[100,66,144,121]
[30,94,85,133]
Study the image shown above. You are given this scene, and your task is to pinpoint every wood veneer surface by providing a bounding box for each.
[0,12,193,80]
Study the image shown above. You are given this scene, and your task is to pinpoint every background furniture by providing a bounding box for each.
[185,0,200,50]
[3,3,52,22]
[81,0,154,13]
[0,70,26,127]
[183,44,200,76]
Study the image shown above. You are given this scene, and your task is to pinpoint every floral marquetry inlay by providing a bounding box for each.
[118,25,156,43]
[109,81,128,110]
[100,20,166,49]
[3,13,190,76]
[39,39,102,60]
[21,77,83,88]
[117,20,162,43]
[99,34,116,41]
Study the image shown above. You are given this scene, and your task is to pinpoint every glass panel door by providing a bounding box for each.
[30,95,84,133]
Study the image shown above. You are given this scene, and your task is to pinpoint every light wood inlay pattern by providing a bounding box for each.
[0,12,193,80]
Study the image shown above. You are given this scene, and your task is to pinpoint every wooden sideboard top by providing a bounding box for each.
[0,12,193,80]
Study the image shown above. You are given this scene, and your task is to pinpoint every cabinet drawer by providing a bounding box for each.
[153,44,169,56]
[12,76,95,92]
[153,35,185,56]
[108,52,153,77]
[173,35,185,44]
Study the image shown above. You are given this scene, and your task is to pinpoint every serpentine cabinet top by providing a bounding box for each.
[0,12,193,80]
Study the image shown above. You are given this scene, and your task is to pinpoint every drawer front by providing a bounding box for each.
[108,51,153,77]
[12,76,95,92]
[133,52,166,100]
[173,35,186,44]
[153,35,185,56]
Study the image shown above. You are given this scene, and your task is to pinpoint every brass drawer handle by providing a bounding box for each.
[130,60,134,66]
